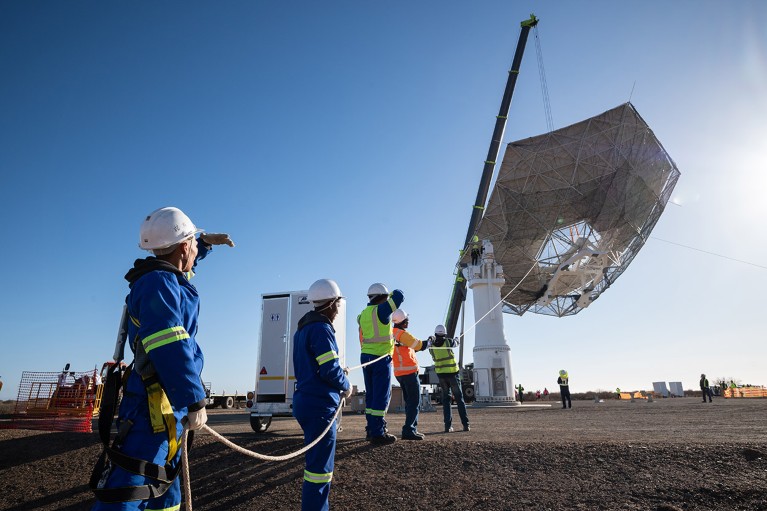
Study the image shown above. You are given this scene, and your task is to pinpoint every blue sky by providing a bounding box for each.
[1,1,766,400]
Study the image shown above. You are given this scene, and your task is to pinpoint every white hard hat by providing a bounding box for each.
[367,283,389,297]
[434,324,447,336]
[392,309,408,325]
[308,279,343,304]
[139,207,203,251]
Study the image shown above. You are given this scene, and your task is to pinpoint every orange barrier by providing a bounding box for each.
[723,386,767,399]
[0,369,103,432]
[618,391,649,400]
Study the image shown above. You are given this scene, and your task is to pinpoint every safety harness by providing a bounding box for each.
[90,290,186,503]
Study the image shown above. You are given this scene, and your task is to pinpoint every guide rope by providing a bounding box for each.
[180,261,538,508]
[430,260,538,349]
[181,397,346,510]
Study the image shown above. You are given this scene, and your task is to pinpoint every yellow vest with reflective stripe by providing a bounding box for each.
[430,338,459,374]
[358,303,394,356]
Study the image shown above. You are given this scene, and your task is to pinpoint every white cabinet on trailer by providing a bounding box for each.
[246,291,346,433]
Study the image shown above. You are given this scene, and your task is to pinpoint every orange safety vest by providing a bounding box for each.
[392,327,420,377]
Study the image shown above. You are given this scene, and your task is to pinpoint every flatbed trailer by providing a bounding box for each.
[203,382,246,409]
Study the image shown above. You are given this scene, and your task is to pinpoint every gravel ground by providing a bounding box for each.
[1,397,766,511]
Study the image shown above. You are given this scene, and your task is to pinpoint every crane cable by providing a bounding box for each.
[534,26,554,133]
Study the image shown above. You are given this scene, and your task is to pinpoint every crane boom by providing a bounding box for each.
[444,14,538,338]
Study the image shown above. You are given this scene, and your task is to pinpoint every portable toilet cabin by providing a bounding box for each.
[246,291,346,433]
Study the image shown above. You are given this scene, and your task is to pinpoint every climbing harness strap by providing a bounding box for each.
[89,301,184,503]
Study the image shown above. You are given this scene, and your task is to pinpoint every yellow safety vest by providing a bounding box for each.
[358,301,395,357]
[430,338,459,374]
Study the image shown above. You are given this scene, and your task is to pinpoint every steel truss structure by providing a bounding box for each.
[466,102,680,317]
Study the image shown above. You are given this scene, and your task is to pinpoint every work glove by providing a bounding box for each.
[419,340,430,351]
[343,367,350,376]
[341,387,353,400]
[186,407,208,431]
[200,233,235,247]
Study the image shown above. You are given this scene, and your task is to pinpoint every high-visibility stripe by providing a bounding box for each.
[316,350,339,366]
[304,470,333,484]
[359,304,395,356]
[147,503,180,511]
[393,335,420,376]
[364,308,389,343]
[431,344,459,374]
[365,408,386,417]
[129,315,140,327]
[142,326,190,352]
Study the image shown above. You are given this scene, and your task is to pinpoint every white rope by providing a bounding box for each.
[182,428,192,510]
[181,399,346,510]
[345,353,387,371]
[180,262,537,508]
[428,260,539,350]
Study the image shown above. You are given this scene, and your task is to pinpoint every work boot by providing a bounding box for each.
[445,426,454,433]
[369,433,397,445]
[402,432,424,441]
[463,424,471,432]
[366,426,389,440]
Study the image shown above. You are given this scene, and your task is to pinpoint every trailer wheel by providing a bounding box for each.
[463,386,475,402]
[250,416,272,433]
[222,396,235,409]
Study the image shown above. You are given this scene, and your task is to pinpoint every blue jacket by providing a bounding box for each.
[119,242,210,425]
[368,289,404,324]
[293,311,350,413]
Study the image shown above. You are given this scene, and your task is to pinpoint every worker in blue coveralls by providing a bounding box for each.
[293,279,352,511]
[91,206,234,511]
[358,282,403,444]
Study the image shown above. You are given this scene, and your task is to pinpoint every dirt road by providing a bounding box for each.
[1,397,766,510]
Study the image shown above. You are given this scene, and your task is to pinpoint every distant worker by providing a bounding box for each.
[429,324,470,433]
[536,389,541,400]
[558,370,572,409]
[358,283,403,444]
[700,374,713,403]
[615,387,621,399]
[391,309,429,440]
[293,279,352,511]
[58,363,73,388]
[543,387,549,400]
[470,235,480,266]
[516,383,525,403]
[90,206,234,511]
